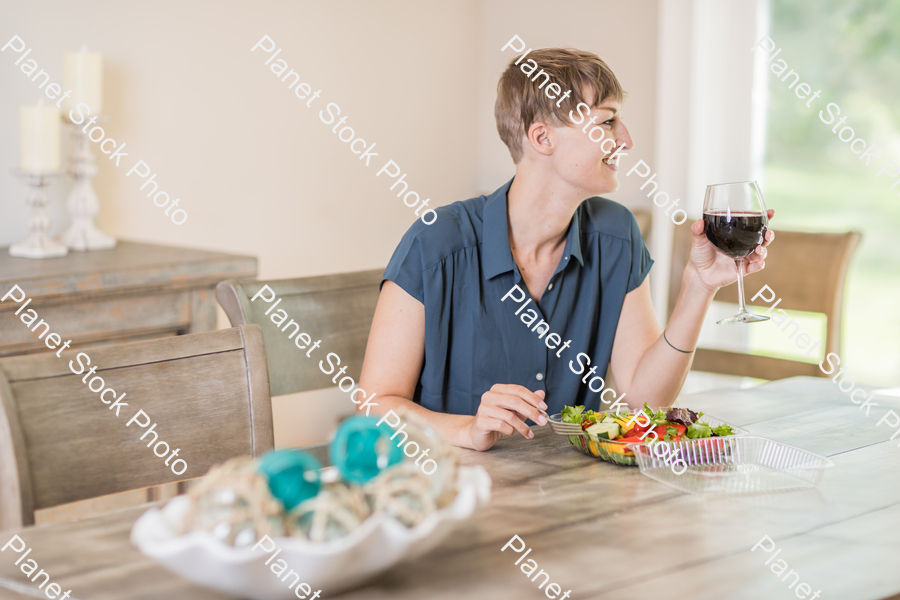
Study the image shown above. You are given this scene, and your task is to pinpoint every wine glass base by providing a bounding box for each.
[717,312,770,325]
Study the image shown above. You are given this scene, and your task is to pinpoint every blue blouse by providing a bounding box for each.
[382,178,653,416]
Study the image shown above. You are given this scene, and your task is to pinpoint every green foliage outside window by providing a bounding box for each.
[751,0,900,386]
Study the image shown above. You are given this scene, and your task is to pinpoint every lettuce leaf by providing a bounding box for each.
[686,422,712,439]
[711,424,735,437]
[641,402,667,425]
[665,408,699,427]
[561,405,585,424]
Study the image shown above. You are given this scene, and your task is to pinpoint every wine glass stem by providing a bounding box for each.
[735,258,748,314]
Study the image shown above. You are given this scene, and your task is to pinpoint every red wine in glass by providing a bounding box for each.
[703,211,768,259]
[702,182,770,324]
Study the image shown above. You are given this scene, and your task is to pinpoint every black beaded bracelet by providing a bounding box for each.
[663,330,694,354]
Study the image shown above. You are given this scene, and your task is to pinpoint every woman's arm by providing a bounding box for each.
[358,281,547,451]
[609,215,775,408]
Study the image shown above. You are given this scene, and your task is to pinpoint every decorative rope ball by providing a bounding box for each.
[283,481,371,542]
[180,456,285,546]
[363,461,436,528]
[389,407,460,507]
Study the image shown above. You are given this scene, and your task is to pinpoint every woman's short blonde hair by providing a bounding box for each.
[495,48,624,163]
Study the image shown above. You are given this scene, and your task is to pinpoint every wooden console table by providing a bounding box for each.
[0,241,257,357]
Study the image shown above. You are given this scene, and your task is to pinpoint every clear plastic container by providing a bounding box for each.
[631,435,834,494]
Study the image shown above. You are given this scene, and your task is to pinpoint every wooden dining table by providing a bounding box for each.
[2,376,900,600]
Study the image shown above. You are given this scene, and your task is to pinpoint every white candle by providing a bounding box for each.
[19,104,61,172]
[63,47,103,115]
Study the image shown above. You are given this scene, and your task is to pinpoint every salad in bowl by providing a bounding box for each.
[549,403,745,466]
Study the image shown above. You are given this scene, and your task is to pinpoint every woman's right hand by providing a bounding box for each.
[466,384,549,451]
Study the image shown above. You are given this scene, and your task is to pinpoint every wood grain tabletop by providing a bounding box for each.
[2,376,900,600]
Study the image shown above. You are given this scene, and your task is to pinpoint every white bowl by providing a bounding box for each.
[131,466,492,600]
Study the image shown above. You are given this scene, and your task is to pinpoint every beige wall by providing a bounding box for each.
[1,0,482,278]
[1,0,661,446]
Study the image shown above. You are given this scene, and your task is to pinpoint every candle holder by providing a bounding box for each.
[59,117,116,251]
[9,169,68,259]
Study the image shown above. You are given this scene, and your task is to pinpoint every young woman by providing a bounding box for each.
[358,48,774,451]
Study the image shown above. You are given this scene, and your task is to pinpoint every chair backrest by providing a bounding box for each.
[0,324,272,529]
[668,224,861,380]
[633,209,652,240]
[216,269,383,396]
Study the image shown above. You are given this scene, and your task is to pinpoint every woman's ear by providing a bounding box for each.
[525,121,555,157]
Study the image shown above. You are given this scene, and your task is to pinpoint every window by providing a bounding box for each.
[752,0,900,387]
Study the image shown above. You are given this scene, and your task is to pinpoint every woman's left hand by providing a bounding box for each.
[687,209,775,292]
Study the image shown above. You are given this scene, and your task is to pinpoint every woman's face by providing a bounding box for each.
[547,97,633,196]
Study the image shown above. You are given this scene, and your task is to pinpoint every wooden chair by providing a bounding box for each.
[633,208,652,240]
[217,271,382,464]
[668,225,861,380]
[0,325,273,530]
[216,270,382,397]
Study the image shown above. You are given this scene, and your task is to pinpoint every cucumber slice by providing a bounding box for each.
[600,414,616,423]
[586,422,620,440]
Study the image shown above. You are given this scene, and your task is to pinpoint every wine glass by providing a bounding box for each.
[702,181,769,324]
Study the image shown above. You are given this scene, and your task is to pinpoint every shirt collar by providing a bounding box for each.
[561,207,585,270]
[482,178,585,281]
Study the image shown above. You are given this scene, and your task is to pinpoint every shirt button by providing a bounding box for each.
[548,283,553,290]
[535,373,544,381]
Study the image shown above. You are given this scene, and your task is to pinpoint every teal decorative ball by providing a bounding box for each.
[257,450,322,510]
[330,416,404,484]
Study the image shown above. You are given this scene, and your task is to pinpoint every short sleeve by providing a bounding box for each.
[626,214,654,293]
[382,225,426,304]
